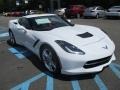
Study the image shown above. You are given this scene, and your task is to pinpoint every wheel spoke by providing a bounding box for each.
[42,48,56,72]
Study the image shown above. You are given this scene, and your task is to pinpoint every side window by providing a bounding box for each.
[101,7,104,10]
[22,18,31,29]
[18,18,31,29]
[18,18,23,25]
[97,7,104,10]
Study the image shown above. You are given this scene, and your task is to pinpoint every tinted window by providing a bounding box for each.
[97,7,104,10]
[18,18,23,25]
[18,18,31,29]
[28,15,73,31]
[88,7,96,10]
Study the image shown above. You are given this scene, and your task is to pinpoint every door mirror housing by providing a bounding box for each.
[14,22,18,24]
[17,25,27,33]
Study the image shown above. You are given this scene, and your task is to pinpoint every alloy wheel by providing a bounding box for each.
[42,48,57,72]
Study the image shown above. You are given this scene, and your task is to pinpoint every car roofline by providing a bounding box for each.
[23,14,56,18]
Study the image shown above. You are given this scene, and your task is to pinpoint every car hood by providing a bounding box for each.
[44,25,106,47]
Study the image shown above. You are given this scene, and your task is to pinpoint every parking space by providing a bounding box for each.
[0,29,9,43]
[0,17,120,90]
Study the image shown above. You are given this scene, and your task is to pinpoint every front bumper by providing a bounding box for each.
[61,54,116,75]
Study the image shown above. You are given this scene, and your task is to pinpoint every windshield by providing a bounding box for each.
[88,7,96,10]
[28,15,72,31]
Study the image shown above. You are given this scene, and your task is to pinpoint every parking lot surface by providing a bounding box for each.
[0,16,120,90]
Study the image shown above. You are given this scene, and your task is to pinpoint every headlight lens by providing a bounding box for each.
[55,40,85,55]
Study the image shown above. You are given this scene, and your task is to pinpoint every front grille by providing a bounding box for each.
[83,55,112,69]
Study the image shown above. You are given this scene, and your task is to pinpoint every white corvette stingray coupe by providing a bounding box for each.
[9,14,116,75]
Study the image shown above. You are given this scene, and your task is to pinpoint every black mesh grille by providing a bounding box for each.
[83,55,112,69]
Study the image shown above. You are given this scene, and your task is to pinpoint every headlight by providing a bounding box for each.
[55,40,85,55]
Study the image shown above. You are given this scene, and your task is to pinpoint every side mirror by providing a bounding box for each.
[67,19,71,23]
[17,25,27,33]
[14,22,18,24]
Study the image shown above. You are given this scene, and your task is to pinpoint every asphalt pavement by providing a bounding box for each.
[0,16,120,90]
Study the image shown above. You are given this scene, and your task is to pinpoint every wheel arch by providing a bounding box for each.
[39,43,62,70]
[8,28,17,46]
[9,28,15,35]
[9,28,12,32]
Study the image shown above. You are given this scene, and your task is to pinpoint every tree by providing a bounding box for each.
[0,0,4,12]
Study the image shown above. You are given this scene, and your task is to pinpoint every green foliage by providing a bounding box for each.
[0,0,4,6]
[0,0,4,13]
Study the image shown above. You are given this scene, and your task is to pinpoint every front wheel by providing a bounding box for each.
[96,14,99,19]
[9,30,16,46]
[76,14,80,18]
[40,45,61,74]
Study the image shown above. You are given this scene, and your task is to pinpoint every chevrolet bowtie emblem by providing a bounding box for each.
[103,45,108,49]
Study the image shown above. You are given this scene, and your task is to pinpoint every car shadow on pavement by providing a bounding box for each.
[28,52,98,81]
[105,17,120,20]
[7,40,98,81]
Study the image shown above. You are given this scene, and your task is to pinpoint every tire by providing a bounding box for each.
[76,14,80,18]
[9,30,16,46]
[96,14,99,19]
[40,45,61,74]
[63,13,66,18]
[83,16,88,19]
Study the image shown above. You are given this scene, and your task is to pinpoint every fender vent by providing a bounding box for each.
[77,32,93,38]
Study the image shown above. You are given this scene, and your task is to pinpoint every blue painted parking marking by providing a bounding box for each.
[46,75,54,90]
[19,83,30,90]
[109,63,120,79]
[10,63,120,90]
[8,47,32,59]
[71,80,81,90]
[9,48,26,59]
[8,46,120,90]
[94,75,107,90]
[0,32,9,38]
[10,73,45,90]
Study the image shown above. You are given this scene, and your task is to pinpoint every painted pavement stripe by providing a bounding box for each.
[46,75,54,90]
[94,75,108,90]
[20,83,30,90]
[0,32,9,38]
[109,63,120,79]
[8,47,32,59]
[71,80,81,90]
[10,73,45,90]
[9,48,25,59]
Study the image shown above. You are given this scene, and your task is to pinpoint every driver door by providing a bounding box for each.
[17,18,37,51]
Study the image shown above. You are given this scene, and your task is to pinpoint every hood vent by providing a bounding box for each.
[77,32,93,38]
